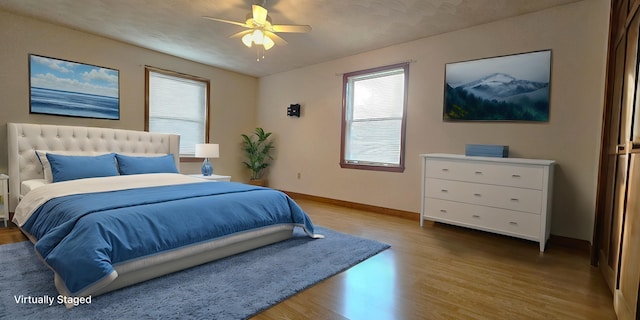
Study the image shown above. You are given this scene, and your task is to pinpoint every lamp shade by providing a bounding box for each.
[195,143,219,158]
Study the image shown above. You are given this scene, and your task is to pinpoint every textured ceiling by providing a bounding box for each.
[0,0,580,77]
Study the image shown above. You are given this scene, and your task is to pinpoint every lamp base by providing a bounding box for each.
[201,158,213,176]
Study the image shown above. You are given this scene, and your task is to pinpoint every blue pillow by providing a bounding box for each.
[46,153,119,183]
[115,154,179,175]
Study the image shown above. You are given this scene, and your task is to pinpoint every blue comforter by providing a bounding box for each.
[22,181,317,296]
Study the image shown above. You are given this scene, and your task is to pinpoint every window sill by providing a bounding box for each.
[340,162,404,172]
[180,156,203,163]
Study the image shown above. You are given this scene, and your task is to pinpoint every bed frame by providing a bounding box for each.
[7,122,293,299]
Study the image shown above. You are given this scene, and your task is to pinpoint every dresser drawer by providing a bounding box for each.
[425,159,544,189]
[425,178,543,214]
[423,198,540,239]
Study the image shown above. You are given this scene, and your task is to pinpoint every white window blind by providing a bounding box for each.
[147,70,208,155]
[342,63,408,170]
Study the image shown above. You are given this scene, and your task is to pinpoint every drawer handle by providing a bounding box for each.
[475,171,483,175]
[473,193,482,197]
[472,214,481,218]
[509,221,518,226]
[510,198,519,202]
[512,174,521,178]
[439,209,447,213]
[441,189,448,193]
[441,168,449,172]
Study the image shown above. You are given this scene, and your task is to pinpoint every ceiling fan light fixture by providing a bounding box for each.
[252,29,265,45]
[241,33,254,47]
[241,29,274,51]
[263,36,275,50]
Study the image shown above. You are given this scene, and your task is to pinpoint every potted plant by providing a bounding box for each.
[241,127,274,186]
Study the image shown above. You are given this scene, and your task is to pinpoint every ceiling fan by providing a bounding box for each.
[203,2,311,55]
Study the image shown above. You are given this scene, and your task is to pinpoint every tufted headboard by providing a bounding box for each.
[7,123,180,211]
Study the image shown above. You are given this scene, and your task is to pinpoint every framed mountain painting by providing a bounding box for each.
[443,50,551,122]
[29,54,120,120]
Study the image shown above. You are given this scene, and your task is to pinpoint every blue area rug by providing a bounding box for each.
[0,226,389,320]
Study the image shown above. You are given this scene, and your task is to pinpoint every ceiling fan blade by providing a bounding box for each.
[229,29,254,39]
[252,5,268,25]
[265,31,288,46]
[272,24,312,33]
[202,16,250,28]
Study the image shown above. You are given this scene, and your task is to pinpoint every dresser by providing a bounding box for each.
[420,154,555,251]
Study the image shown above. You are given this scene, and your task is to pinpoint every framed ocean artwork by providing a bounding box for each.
[29,54,120,120]
[443,50,551,122]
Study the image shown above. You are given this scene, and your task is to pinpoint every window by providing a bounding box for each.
[145,67,210,156]
[340,63,409,172]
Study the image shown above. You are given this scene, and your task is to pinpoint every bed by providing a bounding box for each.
[7,122,321,306]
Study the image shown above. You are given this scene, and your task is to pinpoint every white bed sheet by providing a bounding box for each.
[13,173,206,226]
[20,179,49,198]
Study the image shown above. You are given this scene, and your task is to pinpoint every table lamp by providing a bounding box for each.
[195,143,219,176]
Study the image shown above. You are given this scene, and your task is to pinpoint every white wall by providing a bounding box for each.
[0,10,259,181]
[257,0,610,242]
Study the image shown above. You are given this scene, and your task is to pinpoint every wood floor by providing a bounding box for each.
[0,199,616,320]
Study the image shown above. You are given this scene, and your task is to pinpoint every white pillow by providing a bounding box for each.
[20,179,49,197]
[35,150,109,182]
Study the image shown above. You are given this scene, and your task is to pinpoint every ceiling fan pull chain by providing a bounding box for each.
[257,46,262,62]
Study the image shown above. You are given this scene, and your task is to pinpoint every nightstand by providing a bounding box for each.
[188,174,231,182]
[1,174,8,227]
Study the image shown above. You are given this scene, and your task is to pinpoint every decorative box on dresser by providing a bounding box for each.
[420,154,555,252]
